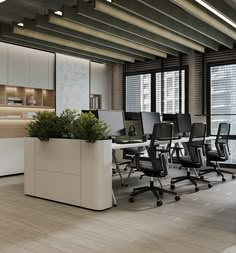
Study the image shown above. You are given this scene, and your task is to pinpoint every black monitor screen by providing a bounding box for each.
[140,112,161,135]
[97,110,126,136]
[176,113,192,136]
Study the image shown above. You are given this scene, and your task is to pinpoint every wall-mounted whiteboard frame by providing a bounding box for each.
[56,53,90,114]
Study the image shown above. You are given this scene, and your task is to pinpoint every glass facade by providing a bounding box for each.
[210,64,236,163]
[126,70,185,114]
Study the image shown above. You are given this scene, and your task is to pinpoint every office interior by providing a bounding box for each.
[0,0,235,252]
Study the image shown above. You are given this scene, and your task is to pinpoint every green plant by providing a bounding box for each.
[73,112,110,142]
[27,111,61,141]
[58,109,79,138]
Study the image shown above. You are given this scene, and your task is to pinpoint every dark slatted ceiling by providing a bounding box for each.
[0,0,235,63]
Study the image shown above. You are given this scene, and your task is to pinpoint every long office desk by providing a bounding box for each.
[112,136,215,150]
[111,136,215,206]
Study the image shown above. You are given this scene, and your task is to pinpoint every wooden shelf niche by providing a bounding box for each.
[0,84,55,138]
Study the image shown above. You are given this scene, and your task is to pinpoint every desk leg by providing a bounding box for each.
[112,150,125,185]
[112,189,117,207]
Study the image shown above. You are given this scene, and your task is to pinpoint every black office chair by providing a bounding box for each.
[128,122,180,206]
[170,123,212,192]
[199,123,235,181]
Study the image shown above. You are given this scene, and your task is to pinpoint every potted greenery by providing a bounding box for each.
[24,109,113,211]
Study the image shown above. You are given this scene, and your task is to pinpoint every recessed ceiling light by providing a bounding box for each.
[195,0,236,28]
[106,0,112,2]
[17,23,24,27]
[54,10,62,16]
[0,0,6,3]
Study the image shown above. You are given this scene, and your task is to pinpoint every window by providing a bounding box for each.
[126,74,151,112]
[125,69,186,114]
[156,70,185,114]
[208,63,236,163]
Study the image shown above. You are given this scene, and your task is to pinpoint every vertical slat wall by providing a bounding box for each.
[112,63,123,110]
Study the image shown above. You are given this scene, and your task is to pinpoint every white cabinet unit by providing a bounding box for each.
[24,138,112,211]
[2,42,55,90]
[0,138,24,176]
[8,44,30,87]
[0,42,7,85]
[29,49,49,89]
[48,53,55,90]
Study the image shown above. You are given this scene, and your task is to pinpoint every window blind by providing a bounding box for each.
[210,64,236,135]
[126,74,151,112]
[210,63,236,163]
[156,70,185,114]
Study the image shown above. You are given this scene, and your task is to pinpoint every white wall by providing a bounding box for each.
[90,62,112,110]
[56,53,90,114]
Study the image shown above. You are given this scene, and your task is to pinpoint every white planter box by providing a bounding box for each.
[24,137,112,210]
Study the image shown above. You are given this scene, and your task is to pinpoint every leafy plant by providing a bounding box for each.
[27,111,62,141]
[27,109,110,142]
[73,112,110,142]
[58,109,79,138]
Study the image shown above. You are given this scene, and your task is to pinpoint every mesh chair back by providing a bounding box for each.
[215,123,230,157]
[188,123,206,164]
[148,123,173,175]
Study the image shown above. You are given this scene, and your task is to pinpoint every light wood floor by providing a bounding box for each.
[0,168,235,253]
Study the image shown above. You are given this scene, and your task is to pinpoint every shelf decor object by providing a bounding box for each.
[27,95,36,106]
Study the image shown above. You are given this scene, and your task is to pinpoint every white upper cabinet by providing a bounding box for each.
[0,42,7,85]
[5,43,55,90]
[8,44,30,87]
[48,53,55,90]
[29,49,49,89]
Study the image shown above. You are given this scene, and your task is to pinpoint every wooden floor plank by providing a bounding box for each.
[0,172,235,253]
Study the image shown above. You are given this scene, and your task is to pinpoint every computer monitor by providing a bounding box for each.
[125,112,141,121]
[176,113,192,137]
[140,112,161,136]
[97,110,126,137]
[162,113,180,138]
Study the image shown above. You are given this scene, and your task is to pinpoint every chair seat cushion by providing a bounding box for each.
[137,161,165,177]
[207,150,226,161]
[179,156,201,168]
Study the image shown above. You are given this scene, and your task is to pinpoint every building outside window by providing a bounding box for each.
[209,63,236,163]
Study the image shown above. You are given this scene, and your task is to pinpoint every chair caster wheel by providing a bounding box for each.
[195,187,199,192]
[170,184,175,190]
[112,171,116,175]
[124,168,128,171]
[175,195,181,201]
[232,175,235,179]
[159,191,164,196]
[113,204,117,207]
[208,183,212,188]
[125,184,128,187]
[217,172,220,176]
[156,200,163,206]
[200,175,204,180]
[129,197,134,203]
[222,177,226,182]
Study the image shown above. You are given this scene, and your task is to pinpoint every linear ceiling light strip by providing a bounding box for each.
[95,0,205,53]
[49,15,167,58]
[13,26,135,62]
[171,0,236,40]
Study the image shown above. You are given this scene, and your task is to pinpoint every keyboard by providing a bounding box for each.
[114,139,144,144]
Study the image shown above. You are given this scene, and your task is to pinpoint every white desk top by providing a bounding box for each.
[112,136,215,150]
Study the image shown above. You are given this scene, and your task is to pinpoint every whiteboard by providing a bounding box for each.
[56,53,90,114]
